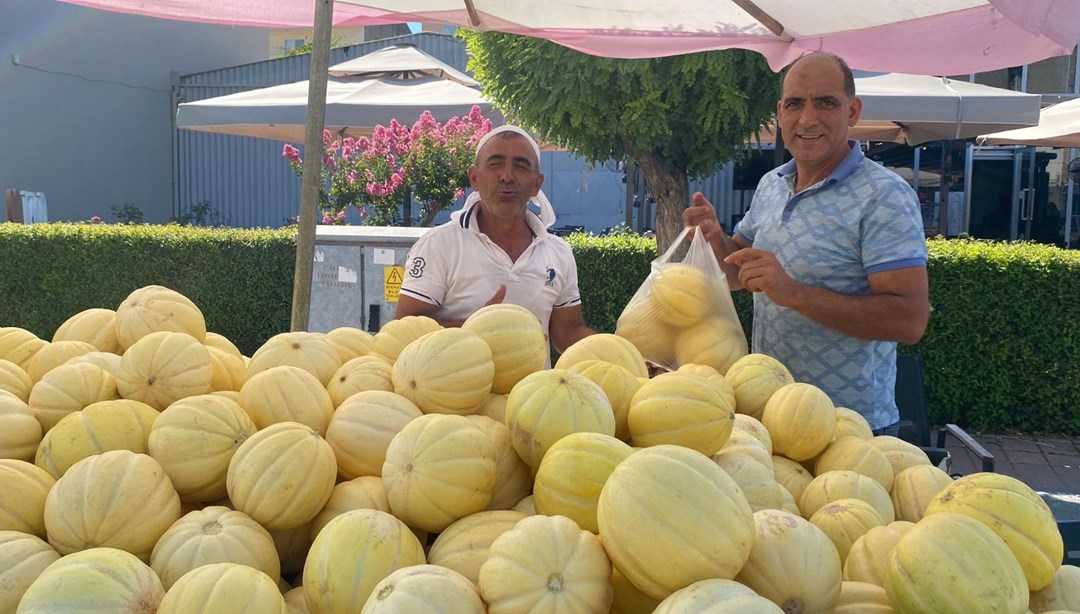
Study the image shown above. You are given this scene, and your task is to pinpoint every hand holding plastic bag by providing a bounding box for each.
[615,226,747,374]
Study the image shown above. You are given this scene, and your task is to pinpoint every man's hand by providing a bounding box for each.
[725,248,800,306]
[485,284,507,306]
[683,192,724,243]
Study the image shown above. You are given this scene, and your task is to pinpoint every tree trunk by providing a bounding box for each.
[635,150,689,254]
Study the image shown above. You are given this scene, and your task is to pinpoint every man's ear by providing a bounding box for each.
[532,172,545,196]
[467,165,479,190]
[849,96,863,127]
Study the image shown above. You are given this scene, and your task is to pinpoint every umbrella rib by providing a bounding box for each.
[464,0,481,27]
[730,0,792,41]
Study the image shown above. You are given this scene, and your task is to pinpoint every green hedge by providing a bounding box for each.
[2,224,1079,434]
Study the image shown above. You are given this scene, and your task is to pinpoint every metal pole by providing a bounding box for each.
[291,0,334,332]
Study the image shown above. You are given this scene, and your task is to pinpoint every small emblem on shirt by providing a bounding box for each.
[408,257,426,278]
[545,267,556,287]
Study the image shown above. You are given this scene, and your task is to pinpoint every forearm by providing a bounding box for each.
[551,324,596,354]
[779,284,929,344]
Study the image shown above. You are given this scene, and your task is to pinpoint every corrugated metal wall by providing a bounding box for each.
[174,32,471,228]
[174,31,753,231]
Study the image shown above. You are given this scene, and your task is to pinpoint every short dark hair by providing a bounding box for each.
[783,52,856,98]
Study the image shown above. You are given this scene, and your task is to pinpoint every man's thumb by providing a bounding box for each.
[488,284,507,305]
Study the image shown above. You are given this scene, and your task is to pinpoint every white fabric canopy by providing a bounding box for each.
[977,98,1080,147]
[60,0,1080,74]
[176,45,498,141]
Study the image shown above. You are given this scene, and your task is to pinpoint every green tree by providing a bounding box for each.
[461,31,781,251]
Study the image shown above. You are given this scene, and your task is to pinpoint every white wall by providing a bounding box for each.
[0,0,271,223]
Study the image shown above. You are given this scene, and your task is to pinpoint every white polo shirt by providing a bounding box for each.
[399,201,582,358]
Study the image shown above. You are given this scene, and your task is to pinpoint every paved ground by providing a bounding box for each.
[944,431,1080,522]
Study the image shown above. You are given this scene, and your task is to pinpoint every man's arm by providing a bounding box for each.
[549,304,596,354]
[726,247,930,344]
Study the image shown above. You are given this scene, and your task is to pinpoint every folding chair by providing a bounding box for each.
[894,353,995,474]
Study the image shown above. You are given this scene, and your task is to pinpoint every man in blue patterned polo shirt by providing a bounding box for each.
[684,52,930,435]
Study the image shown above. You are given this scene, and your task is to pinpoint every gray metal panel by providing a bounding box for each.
[175,32,470,228]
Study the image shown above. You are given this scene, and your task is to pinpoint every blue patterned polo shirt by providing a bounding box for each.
[733,142,928,430]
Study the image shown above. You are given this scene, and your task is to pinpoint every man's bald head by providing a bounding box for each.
[783,52,856,99]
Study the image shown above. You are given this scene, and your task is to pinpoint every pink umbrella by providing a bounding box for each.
[60,0,1080,74]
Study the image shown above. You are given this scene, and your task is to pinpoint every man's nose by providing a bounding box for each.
[498,165,515,182]
[798,105,819,126]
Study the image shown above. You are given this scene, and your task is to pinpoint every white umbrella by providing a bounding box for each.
[177,45,496,142]
[977,98,1080,147]
[756,73,1041,146]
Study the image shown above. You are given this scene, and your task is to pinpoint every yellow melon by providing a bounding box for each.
[533,431,634,533]
[610,566,662,614]
[382,413,497,532]
[0,358,32,402]
[302,509,426,613]
[115,284,207,350]
[615,295,677,367]
[466,415,532,511]
[628,371,735,455]
[711,451,784,512]
[886,512,1028,613]
[325,326,374,363]
[52,308,121,354]
[206,345,247,392]
[156,562,286,614]
[44,451,180,561]
[809,498,887,562]
[673,318,747,375]
[565,359,641,442]
[391,328,494,415]
[326,355,394,406]
[924,472,1063,591]
[204,331,243,358]
[0,327,46,371]
[246,331,342,387]
[148,394,256,503]
[472,392,508,424]
[762,382,836,461]
[725,353,794,419]
[869,436,933,476]
[116,331,213,411]
[427,510,527,586]
[150,506,280,590]
[35,398,158,478]
[843,524,907,587]
[309,476,391,540]
[814,436,895,491]
[650,262,711,327]
[0,531,60,613]
[654,578,785,613]
[363,564,486,613]
[63,350,123,379]
[1028,565,1080,613]
[504,369,616,470]
[28,361,120,433]
[773,455,814,504]
[597,445,754,600]
[371,315,442,364]
[0,390,40,461]
[800,470,895,523]
[238,365,333,432]
[462,303,548,393]
[325,390,423,479]
[227,422,337,531]
[16,547,164,614]
[717,429,773,471]
[890,464,953,522]
[554,333,649,379]
[0,459,55,538]
[835,581,894,614]
[732,413,773,453]
[479,514,613,614]
[735,509,843,612]
[835,407,874,440]
[26,340,99,383]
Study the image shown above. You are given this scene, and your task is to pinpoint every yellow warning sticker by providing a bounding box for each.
[384,265,405,303]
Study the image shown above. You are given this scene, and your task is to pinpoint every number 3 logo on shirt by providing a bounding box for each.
[408,257,426,278]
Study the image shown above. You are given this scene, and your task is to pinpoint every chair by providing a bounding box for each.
[894,353,994,473]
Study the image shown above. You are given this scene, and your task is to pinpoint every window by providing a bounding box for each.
[283,38,307,50]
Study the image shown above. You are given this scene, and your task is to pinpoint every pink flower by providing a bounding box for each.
[282,144,301,162]
[90,215,102,223]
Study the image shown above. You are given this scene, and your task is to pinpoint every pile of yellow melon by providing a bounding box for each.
[1,284,1077,614]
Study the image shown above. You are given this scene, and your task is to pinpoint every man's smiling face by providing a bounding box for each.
[777,55,862,178]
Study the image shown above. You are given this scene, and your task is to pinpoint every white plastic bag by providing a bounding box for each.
[615,226,747,374]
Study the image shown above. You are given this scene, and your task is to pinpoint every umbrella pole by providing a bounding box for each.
[291,0,335,332]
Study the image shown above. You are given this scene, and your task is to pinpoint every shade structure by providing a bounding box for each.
[60,0,1080,74]
[977,98,1080,147]
[754,73,1041,146]
[327,43,478,85]
[177,74,496,142]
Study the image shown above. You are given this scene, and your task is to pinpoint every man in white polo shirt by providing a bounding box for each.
[394,125,595,358]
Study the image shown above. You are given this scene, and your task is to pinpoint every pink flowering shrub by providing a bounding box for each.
[283,105,492,226]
